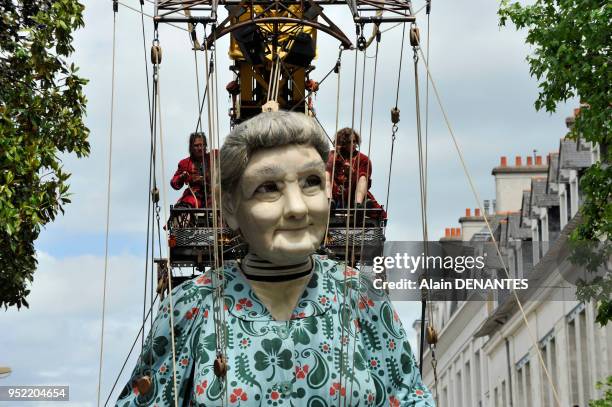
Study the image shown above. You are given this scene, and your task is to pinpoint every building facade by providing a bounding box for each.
[415,111,611,407]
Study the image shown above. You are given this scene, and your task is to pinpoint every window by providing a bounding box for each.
[525,361,532,406]
[540,331,558,406]
[475,350,482,404]
[465,361,472,406]
[501,380,507,407]
[567,303,592,405]
[516,355,531,406]
[456,370,462,405]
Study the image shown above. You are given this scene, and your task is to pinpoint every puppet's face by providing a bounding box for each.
[224,144,329,265]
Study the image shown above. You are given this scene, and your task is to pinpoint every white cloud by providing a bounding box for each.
[1,251,148,404]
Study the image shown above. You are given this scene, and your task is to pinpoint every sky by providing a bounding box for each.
[0,0,577,405]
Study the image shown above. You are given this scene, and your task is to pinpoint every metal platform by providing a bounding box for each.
[324,208,386,265]
[167,206,246,269]
[167,206,386,268]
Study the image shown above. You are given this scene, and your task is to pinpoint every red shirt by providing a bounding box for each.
[326,150,387,219]
[170,152,216,208]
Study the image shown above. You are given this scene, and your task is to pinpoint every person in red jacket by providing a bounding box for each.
[326,127,387,219]
[171,132,214,208]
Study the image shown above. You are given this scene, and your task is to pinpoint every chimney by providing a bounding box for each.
[475,208,481,217]
[455,228,461,237]
[445,228,451,237]
[484,200,490,215]
[466,208,471,217]
[450,228,456,237]
[500,156,507,167]
[527,156,533,166]
[535,155,543,165]
[515,156,522,166]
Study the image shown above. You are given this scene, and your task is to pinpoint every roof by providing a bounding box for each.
[558,139,592,170]
[507,212,531,240]
[530,178,559,212]
[491,165,548,176]
[474,213,582,338]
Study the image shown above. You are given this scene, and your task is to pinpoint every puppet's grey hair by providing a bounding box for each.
[220,111,329,195]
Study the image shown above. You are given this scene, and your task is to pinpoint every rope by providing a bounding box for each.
[139,0,154,356]
[202,29,228,405]
[323,48,343,249]
[337,42,361,407]
[96,9,117,407]
[116,1,187,32]
[194,50,203,132]
[415,44,563,407]
[151,37,180,406]
[348,34,381,407]
[423,7,439,403]
[384,21,407,214]
[213,32,230,403]
[343,45,369,407]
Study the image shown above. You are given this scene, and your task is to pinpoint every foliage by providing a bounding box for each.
[589,376,612,407]
[0,0,89,309]
[499,0,611,325]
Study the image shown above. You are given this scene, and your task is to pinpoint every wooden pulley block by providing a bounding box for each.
[410,26,420,47]
[156,260,169,300]
[151,187,159,203]
[226,80,240,95]
[151,45,162,65]
[134,375,152,395]
[426,325,438,345]
[357,35,367,51]
[391,107,400,124]
[214,355,227,378]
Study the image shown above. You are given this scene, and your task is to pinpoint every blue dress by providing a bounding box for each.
[116,256,434,406]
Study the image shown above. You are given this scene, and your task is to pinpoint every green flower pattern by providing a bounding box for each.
[116,257,433,406]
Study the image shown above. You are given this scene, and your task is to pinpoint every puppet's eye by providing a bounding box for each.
[255,182,279,194]
[302,175,322,188]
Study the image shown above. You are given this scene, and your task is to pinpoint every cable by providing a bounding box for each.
[97,8,118,407]
[416,44,563,407]
[116,1,187,31]
[384,21,407,214]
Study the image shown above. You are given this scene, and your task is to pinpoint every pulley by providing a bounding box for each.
[214,355,227,378]
[391,107,400,124]
[226,80,240,95]
[155,259,169,301]
[357,35,367,51]
[410,26,420,47]
[151,44,163,65]
[151,187,159,204]
[426,325,438,345]
[133,375,152,395]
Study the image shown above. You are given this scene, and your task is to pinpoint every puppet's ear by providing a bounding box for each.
[222,191,240,231]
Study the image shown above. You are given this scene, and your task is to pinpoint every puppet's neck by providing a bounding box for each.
[239,253,312,282]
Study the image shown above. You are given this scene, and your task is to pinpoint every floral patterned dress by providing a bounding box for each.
[116,257,434,406]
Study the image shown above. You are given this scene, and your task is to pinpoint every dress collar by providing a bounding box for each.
[224,255,337,321]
